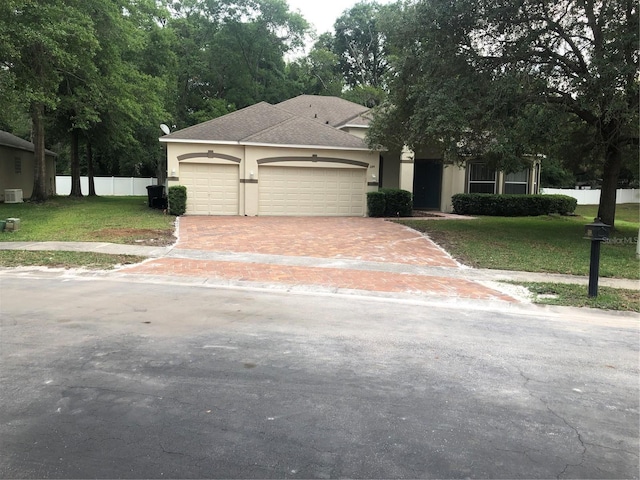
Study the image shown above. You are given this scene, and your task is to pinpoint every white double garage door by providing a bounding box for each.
[180,163,366,216]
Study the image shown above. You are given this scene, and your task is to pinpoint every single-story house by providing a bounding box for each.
[385,145,541,213]
[161,95,540,216]
[0,130,57,202]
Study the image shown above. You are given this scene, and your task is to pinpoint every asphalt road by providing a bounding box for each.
[0,274,638,479]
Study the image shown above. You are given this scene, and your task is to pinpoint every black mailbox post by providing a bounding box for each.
[584,217,610,297]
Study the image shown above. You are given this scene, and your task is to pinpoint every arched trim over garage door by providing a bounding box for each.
[178,151,241,163]
[257,157,369,168]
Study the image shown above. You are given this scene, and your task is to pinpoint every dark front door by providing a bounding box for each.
[413,159,442,209]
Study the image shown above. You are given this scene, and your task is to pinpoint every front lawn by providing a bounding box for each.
[575,203,639,225]
[0,250,145,270]
[398,204,639,279]
[0,196,175,245]
[519,282,640,312]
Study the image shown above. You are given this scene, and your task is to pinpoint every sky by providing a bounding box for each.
[286,0,394,36]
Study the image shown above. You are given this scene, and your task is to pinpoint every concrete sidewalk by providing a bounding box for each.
[1,240,637,291]
[0,241,170,258]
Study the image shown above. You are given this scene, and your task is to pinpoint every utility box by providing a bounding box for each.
[4,189,23,203]
[5,218,20,232]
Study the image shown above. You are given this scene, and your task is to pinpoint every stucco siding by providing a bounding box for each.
[441,164,466,213]
[0,146,56,201]
[165,141,378,216]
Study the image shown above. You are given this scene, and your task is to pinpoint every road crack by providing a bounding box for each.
[545,406,587,479]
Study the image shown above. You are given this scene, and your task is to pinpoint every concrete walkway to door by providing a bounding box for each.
[121,216,519,303]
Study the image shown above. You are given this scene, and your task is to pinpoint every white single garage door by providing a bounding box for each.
[259,166,366,216]
[180,163,239,215]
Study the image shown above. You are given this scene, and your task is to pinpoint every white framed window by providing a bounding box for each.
[468,163,496,193]
[504,169,529,194]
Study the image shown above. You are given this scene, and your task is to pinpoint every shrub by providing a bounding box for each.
[168,185,187,216]
[367,191,386,217]
[547,194,578,215]
[380,188,413,217]
[451,193,577,216]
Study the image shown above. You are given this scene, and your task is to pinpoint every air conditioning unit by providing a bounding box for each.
[4,189,23,203]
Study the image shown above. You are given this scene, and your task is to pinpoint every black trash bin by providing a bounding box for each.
[146,185,165,208]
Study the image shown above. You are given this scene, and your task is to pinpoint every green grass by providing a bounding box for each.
[0,250,145,269]
[398,204,640,279]
[515,282,640,312]
[0,196,174,270]
[575,203,639,225]
[0,196,175,245]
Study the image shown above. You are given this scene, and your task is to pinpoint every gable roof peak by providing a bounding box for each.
[275,95,370,128]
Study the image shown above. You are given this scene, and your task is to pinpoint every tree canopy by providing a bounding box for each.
[0,0,315,199]
[2,0,637,222]
[369,0,638,226]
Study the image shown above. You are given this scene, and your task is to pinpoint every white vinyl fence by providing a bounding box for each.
[56,176,158,196]
[541,188,639,205]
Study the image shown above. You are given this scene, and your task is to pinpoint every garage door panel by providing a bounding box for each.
[259,166,365,216]
[181,163,239,215]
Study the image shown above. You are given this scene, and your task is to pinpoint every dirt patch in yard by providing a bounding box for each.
[95,228,175,246]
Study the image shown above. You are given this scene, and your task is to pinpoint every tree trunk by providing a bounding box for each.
[157,145,166,187]
[597,142,622,229]
[87,140,96,196]
[30,103,48,202]
[69,128,83,197]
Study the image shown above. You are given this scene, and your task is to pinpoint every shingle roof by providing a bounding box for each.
[276,95,370,128]
[161,98,370,150]
[243,115,367,149]
[0,130,57,156]
[161,102,292,142]
[341,110,373,128]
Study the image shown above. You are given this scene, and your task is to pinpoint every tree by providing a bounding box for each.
[88,0,172,185]
[286,34,345,97]
[540,157,576,188]
[1,0,99,201]
[369,0,638,227]
[332,1,392,90]
[167,0,308,123]
[342,85,386,108]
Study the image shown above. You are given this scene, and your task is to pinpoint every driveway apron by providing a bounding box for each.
[122,216,516,302]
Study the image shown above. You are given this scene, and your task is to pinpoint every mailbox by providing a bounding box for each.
[584,218,610,242]
[584,217,610,297]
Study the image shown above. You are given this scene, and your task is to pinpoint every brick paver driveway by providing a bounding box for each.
[176,217,458,266]
[123,216,515,302]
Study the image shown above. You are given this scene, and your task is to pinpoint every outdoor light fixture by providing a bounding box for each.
[171,169,176,175]
[249,171,254,179]
[584,217,610,297]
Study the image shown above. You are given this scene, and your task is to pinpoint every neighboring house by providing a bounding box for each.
[0,130,57,202]
[161,95,540,216]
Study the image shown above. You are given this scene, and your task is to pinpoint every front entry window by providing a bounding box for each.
[468,163,496,193]
[504,169,529,194]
